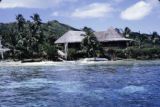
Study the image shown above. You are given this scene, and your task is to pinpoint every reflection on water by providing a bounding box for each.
[0,61,160,107]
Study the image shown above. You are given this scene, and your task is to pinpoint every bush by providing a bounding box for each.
[43,43,57,60]
[67,48,78,60]
[115,49,126,59]
[115,47,160,60]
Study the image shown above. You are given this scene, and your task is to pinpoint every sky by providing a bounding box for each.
[0,0,160,34]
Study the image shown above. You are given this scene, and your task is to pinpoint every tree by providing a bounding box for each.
[124,27,131,38]
[152,32,159,47]
[16,14,26,32]
[16,14,26,49]
[0,13,79,60]
[15,13,45,58]
[29,13,46,57]
[81,27,101,58]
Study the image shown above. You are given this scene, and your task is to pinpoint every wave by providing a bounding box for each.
[0,78,85,93]
[117,85,147,94]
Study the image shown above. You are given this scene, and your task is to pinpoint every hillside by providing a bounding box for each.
[44,20,78,37]
[0,20,79,41]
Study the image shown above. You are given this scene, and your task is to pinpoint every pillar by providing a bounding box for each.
[1,51,4,60]
[64,43,68,60]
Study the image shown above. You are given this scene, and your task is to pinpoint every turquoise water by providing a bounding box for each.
[0,61,160,107]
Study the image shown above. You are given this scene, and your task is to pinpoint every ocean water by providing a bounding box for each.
[0,61,160,107]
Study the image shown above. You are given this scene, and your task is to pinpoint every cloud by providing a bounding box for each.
[0,0,77,9]
[120,0,159,20]
[71,3,113,19]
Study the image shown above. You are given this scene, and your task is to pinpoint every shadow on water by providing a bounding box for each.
[9,68,45,82]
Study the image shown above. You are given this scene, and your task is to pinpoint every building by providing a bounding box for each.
[55,27,133,59]
[55,30,85,49]
[95,27,133,48]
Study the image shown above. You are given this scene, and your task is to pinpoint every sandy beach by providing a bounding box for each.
[0,60,160,67]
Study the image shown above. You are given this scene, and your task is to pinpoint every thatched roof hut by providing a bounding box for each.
[55,27,132,44]
[95,27,132,42]
[55,27,133,59]
[55,31,85,44]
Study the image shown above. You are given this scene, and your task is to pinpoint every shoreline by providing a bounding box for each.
[0,59,160,67]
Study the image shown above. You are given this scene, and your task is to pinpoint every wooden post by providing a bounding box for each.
[64,43,68,60]
[1,51,4,60]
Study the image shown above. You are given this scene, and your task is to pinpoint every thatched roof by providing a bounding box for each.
[55,31,85,44]
[94,27,132,42]
[55,27,132,44]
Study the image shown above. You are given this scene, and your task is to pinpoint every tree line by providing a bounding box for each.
[0,14,160,60]
[0,14,77,60]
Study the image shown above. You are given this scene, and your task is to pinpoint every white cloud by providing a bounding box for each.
[71,3,113,19]
[120,0,159,20]
[0,0,77,9]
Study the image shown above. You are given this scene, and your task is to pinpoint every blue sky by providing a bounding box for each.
[0,0,160,33]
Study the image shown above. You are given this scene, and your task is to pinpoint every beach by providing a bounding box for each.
[0,60,160,67]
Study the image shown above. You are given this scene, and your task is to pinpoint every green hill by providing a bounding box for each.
[0,20,79,43]
[42,20,79,39]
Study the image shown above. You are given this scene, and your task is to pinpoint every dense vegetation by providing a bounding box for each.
[0,14,78,60]
[66,27,160,61]
[0,14,160,61]
[81,27,104,58]
[113,27,160,60]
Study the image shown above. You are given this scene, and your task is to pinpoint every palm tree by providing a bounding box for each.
[16,14,26,32]
[15,14,27,51]
[81,27,101,58]
[30,13,45,56]
[30,13,42,33]
[124,27,131,38]
[31,14,41,24]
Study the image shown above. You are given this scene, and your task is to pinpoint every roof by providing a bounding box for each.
[0,48,10,52]
[94,27,132,42]
[55,27,133,44]
[0,40,10,52]
[55,31,85,44]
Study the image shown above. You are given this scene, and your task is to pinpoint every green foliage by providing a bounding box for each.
[67,48,89,60]
[115,47,160,60]
[81,27,103,58]
[0,14,78,60]
[115,49,126,59]
[0,15,160,61]
[124,27,160,48]
[42,20,79,40]
[67,48,78,60]
[124,27,131,38]
[43,43,57,60]
[13,13,44,58]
